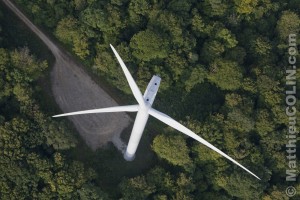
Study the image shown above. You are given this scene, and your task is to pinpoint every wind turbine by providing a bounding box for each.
[53,44,260,180]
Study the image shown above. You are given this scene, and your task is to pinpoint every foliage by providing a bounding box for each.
[276,11,300,40]
[207,59,243,90]
[152,134,195,172]
[120,167,196,200]
[0,45,108,199]
[130,29,170,61]
[5,0,300,199]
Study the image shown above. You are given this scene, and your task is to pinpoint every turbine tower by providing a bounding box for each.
[53,44,261,180]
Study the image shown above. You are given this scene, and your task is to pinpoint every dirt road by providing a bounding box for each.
[2,0,131,150]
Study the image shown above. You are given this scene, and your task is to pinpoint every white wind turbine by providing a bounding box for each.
[53,44,260,180]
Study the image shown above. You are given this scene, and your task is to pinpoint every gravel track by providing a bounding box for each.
[2,0,131,150]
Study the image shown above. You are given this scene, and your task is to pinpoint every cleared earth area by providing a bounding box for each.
[2,0,131,150]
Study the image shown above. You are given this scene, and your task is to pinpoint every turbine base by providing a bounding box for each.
[124,151,135,161]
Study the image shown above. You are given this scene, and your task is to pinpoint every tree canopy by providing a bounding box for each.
[3,0,300,199]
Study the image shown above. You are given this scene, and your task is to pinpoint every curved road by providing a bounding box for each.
[2,0,130,151]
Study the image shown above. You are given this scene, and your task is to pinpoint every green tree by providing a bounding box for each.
[225,108,255,132]
[73,0,87,10]
[255,109,275,136]
[130,29,170,61]
[251,37,272,57]
[77,184,109,200]
[200,40,225,63]
[256,74,282,108]
[120,175,155,200]
[191,12,205,37]
[215,28,238,49]
[152,134,194,172]
[10,47,48,81]
[262,185,289,200]
[56,17,89,58]
[233,0,258,15]
[207,59,243,90]
[175,173,195,193]
[224,46,246,65]
[165,52,188,81]
[221,173,265,199]
[184,66,207,92]
[4,0,298,198]
[202,0,228,17]
[276,11,300,40]
[55,17,78,43]
[167,0,192,17]
[146,167,175,195]
[128,0,150,25]
[149,11,185,48]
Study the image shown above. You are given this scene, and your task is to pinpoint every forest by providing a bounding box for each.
[0,0,300,199]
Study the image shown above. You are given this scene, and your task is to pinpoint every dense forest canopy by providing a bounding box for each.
[0,45,109,199]
[1,0,300,199]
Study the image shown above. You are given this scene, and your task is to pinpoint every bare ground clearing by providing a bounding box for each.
[2,0,131,150]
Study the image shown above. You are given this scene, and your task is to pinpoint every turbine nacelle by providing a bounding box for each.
[53,44,261,180]
[143,75,161,106]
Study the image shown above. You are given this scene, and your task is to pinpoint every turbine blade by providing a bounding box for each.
[53,105,139,118]
[148,108,261,180]
[110,44,145,106]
